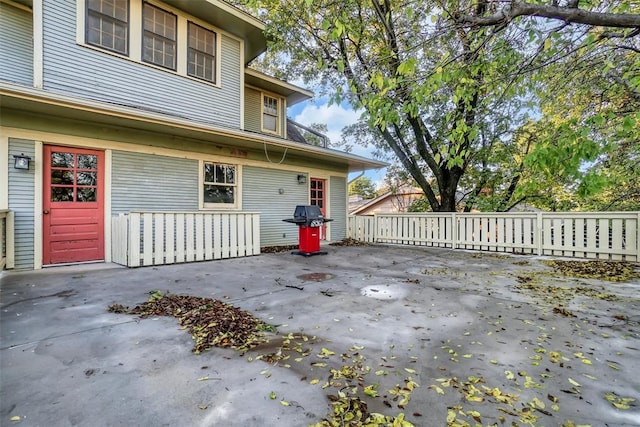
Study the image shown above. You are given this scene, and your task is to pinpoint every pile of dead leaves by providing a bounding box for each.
[261,245,298,254]
[543,260,639,282]
[329,238,370,247]
[108,291,273,354]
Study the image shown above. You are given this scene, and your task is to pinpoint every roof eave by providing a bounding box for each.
[245,68,313,106]
[0,83,386,173]
[158,0,267,63]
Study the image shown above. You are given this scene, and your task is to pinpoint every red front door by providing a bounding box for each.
[310,178,327,240]
[43,146,105,265]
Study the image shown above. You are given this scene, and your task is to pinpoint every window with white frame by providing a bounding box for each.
[262,95,279,133]
[86,0,129,55]
[203,162,236,206]
[188,22,216,83]
[142,2,177,70]
[82,0,221,84]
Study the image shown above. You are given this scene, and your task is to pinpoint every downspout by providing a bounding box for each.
[348,170,365,185]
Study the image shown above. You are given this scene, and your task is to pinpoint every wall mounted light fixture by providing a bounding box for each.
[13,154,31,170]
[297,174,307,185]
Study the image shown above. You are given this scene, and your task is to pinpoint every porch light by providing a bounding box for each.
[297,174,307,185]
[13,154,31,170]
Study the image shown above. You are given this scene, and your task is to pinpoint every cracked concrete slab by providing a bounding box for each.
[1,245,639,426]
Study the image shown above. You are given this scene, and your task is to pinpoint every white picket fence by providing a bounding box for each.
[348,212,640,261]
[112,211,261,267]
[0,210,15,270]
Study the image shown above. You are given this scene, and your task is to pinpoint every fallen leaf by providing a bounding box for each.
[429,385,445,395]
[568,378,581,387]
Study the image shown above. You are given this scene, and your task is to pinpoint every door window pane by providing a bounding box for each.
[78,155,97,170]
[52,152,74,168]
[51,170,74,185]
[51,187,74,202]
[49,151,100,203]
[77,172,97,186]
[77,187,97,202]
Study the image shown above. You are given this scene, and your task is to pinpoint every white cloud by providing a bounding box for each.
[293,102,361,149]
[293,100,388,183]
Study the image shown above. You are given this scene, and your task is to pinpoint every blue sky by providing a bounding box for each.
[288,98,388,188]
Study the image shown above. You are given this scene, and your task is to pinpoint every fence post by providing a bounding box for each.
[128,213,140,267]
[637,212,640,261]
[373,214,378,243]
[536,212,543,256]
[451,212,457,249]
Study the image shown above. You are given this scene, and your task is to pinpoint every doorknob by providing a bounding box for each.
[43,209,49,214]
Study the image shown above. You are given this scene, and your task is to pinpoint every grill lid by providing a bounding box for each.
[283,205,333,226]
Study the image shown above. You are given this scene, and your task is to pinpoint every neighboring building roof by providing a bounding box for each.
[0,82,387,173]
[245,69,313,106]
[350,186,423,215]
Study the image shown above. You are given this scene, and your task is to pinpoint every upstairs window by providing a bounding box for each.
[86,0,129,55]
[203,162,236,206]
[188,22,216,83]
[142,2,176,70]
[262,95,279,133]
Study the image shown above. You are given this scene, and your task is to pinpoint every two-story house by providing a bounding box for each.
[0,0,385,270]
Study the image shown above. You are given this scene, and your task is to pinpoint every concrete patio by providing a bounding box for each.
[1,244,639,426]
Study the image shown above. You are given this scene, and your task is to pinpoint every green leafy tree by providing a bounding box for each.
[234,0,638,212]
[348,176,378,199]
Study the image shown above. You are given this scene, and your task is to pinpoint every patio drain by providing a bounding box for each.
[360,284,408,300]
[297,272,335,282]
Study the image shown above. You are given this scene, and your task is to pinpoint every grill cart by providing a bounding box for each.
[283,205,333,256]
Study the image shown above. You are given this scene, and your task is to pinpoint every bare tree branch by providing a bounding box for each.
[455,3,640,29]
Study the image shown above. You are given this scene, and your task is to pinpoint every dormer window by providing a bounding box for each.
[142,2,176,70]
[188,22,216,83]
[262,95,279,133]
[86,0,129,55]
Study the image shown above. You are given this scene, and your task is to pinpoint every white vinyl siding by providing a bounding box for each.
[0,2,34,86]
[111,150,199,213]
[242,166,308,246]
[330,176,347,240]
[44,0,241,128]
[8,139,36,270]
